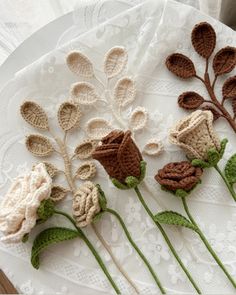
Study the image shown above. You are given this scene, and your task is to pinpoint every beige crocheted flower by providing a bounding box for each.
[73,181,101,227]
[169,110,221,160]
[0,163,52,243]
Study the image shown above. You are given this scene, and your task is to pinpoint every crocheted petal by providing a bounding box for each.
[204,111,221,150]
[118,131,142,179]
[101,130,124,144]
[179,176,199,191]
[93,145,125,181]
[155,176,182,191]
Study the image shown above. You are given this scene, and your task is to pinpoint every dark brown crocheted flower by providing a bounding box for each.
[92,130,142,183]
[155,161,203,192]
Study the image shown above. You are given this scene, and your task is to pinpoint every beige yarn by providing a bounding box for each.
[73,181,101,227]
[75,161,96,180]
[169,110,221,160]
[0,163,52,243]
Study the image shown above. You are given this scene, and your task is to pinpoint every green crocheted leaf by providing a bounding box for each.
[111,178,129,190]
[191,159,211,168]
[31,227,80,269]
[154,211,197,231]
[219,138,228,158]
[37,199,55,222]
[207,148,220,166]
[175,189,189,198]
[225,154,236,184]
[96,184,107,210]
[139,161,147,182]
[92,212,105,223]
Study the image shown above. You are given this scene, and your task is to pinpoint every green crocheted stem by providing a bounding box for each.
[134,186,201,294]
[54,210,121,294]
[214,165,236,202]
[106,208,166,294]
[181,197,236,289]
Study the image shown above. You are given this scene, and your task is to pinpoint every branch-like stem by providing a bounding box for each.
[54,210,121,294]
[181,198,236,289]
[214,165,236,202]
[134,186,201,294]
[106,208,166,294]
[91,223,139,294]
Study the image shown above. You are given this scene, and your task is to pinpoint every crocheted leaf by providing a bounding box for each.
[37,199,54,221]
[129,107,148,131]
[43,162,59,178]
[225,154,236,184]
[191,159,211,168]
[213,46,236,76]
[207,148,220,166]
[74,140,97,160]
[58,102,81,131]
[222,76,236,99]
[85,118,112,140]
[154,211,196,231]
[125,176,139,188]
[175,189,189,198]
[219,138,228,158]
[20,101,49,130]
[231,99,236,117]
[50,185,69,202]
[92,212,105,223]
[66,51,94,77]
[104,47,128,78]
[26,134,54,157]
[75,161,96,180]
[166,53,196,79]
[96,184,107,210]
[111,178,129,190]
[142,139,163,156]
[139,161,147,182]
[70,82,99,105]
[178,91,204,110]
[191,22,216,58]
[201,105,221,121]
[114,77,136,107]
[31,227,80,269]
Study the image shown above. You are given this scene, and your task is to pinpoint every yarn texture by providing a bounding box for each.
[73,181,101,227]
[169,110,221,161]
[92,130,142,183]
[0,163,52,243]
[155,161,203,192]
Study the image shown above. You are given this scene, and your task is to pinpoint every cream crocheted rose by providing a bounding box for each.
[73,181,101,227]
[0,163,52,243]
[169,110,221,160]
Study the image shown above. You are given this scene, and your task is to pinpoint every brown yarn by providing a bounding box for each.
[213,46,236,76]
[200,105,221,121]
[222,76,236,99]
[165,21,236,133]
[155,161,203,192]
[178,91,204,110]
[92,130,142,183]
[191,22,216,59]
[165,53,196,79]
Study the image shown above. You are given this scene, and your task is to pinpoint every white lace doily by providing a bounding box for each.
[0,0,235,294]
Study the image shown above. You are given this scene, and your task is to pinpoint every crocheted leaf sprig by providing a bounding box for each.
[92,129,202,294]
[67,47,163,157]
[155,161,236,289]
[166,22,236,133]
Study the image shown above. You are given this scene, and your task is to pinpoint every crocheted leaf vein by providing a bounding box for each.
[154,211,197,231]
[31,227,80,269]
[225,154,236,185]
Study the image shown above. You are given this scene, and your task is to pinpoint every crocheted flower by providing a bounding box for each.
[92,130,142,183]
[73,181,101,227]
[169,110,221,161]
[155,161,203,192]
[0,163,52,243]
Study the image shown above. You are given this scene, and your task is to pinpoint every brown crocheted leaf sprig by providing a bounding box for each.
[166,22,236,132]
[155,161,203,196]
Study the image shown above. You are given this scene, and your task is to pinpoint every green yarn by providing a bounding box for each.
[219,138,228,158]
[225,154,236,185]
[37,199,55,222]
[111,161,147,190]
[154,211,197,231]
[31,227,80,269]
[96,184,107,210]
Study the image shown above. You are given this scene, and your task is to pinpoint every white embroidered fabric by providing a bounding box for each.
[0,0,235,294]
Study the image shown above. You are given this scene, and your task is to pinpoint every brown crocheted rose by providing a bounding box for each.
[92,130,142,183]
[155,161,203,192]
